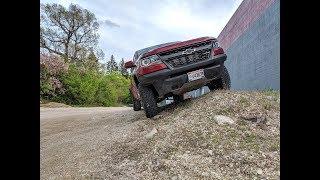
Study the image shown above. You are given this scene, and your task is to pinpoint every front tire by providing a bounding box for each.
[208,65,231,91]
[138,84,158,118]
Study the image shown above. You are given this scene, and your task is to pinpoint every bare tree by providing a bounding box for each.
[40,3,99,63]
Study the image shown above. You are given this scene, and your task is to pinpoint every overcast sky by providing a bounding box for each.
[40,0,242,63]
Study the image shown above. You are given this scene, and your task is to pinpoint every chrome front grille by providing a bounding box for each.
[159,40,213,68]
[165,49,211,68]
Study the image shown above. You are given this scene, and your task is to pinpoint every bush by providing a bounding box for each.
[106,71,131,104]
[40,54,68,100]
[40,53,132,107]
[60,66,94,105]
[58,65,131,106]
[94,75,118,106]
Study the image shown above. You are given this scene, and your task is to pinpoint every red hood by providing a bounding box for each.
[143,36,216,58]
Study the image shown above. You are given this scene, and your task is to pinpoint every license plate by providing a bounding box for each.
[187,69,205,82]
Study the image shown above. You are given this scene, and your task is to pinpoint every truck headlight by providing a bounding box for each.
[141,55,160,67]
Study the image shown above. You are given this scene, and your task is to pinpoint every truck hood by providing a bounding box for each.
[143,36,216,58]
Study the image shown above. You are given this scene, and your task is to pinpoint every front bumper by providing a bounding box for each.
[137,54,226,98]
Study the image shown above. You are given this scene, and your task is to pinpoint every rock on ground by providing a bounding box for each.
[145,127,158,139]
[214,115,235,125]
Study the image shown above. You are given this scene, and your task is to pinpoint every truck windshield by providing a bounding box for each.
[133,41,179,62]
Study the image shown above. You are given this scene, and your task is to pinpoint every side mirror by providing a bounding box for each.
[124,60,136,69]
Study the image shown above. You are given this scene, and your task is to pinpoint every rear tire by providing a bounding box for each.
[138,84,158,118]
[133,99,141,111]
[208,65,231,91]
[173,95,184,103]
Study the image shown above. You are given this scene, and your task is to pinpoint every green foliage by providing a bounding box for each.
[85,50,100,71]
[40,53,132,107]
[40,80,53,98]
[60,66,96,105]
[106,72,130,102]
[55,65,131,106]
[94,75,118,106]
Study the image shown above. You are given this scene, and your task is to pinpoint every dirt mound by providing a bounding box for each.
[108,90,280,179]
[40,90,280,179]
[40,102,72,108]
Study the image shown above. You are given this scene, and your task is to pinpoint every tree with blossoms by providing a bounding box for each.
[40,53,68,98]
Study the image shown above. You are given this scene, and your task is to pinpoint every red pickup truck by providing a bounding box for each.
[124,36,230,118]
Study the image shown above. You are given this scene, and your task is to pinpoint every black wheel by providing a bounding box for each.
[208,65,231,91]
[173,95,184,103]
[138,84,158,118]
[133,98,141,111]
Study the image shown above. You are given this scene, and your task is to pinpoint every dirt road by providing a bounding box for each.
[40,91,280,179]
[40,107,147,179]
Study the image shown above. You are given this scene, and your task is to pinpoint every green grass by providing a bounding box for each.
[211,134,222,145]
[268,139,280,152]
[262,88,280,97]
[239,133,261,153]
[239,96,251,107]
[216,107,234,115]
[263,102,273,110]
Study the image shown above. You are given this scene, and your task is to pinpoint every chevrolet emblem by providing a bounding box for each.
[182,48,195,55]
